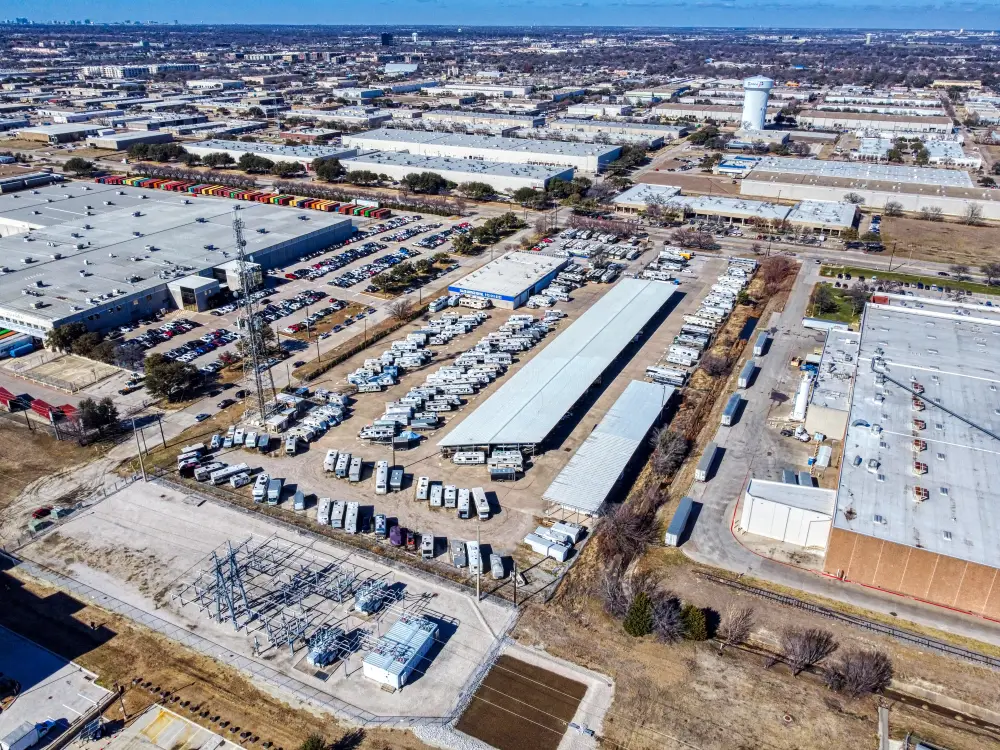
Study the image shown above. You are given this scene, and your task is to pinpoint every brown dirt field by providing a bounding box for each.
[0,424,106,511]
[284,302,366,342]
[637,171,743,196]
[455,655,586,750]
[0,566,431,750]
[0,139,49,150]
[881,216,1000,266]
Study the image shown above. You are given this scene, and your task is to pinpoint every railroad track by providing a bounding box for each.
[699,572,1000,671]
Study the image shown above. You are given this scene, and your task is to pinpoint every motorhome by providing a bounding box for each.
[324,449,339,472]
[252,473,269,502]
[457,488,471,519]
[472,487,490,521]
[345,502,359,534]
[444,484,458,509]
[430,483,444,507]
[451,539,467,567]
[317,497,332,525]
[349,455,363,483]
[415,476,430,501]
[452,451,486,465]
[330,500,346,529]
[267,478,283,505]
[375,460,389,495]
[335,452,351,479]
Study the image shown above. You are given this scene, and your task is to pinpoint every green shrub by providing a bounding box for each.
[623,592,655,637]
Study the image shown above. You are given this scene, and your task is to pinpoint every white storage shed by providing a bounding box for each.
[738,478,835,550]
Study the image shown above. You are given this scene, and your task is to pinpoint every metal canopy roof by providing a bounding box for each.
[543,380,674,515]
[438,279,677,449]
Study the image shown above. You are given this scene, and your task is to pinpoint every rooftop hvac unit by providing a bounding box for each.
[21,257,33,263]
[30,301,44,309]
[132,211,142,217]
[133,231,142,237]
[34,280,43,288]
[50,252,61,259]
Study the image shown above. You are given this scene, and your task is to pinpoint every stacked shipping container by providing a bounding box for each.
[94,176,390,218]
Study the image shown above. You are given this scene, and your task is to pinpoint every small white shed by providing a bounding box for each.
[738,478,835,550]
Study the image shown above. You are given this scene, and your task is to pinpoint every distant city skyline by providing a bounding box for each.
[6,1,999,31]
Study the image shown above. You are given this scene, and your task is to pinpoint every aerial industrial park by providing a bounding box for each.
[2,17,1000,750]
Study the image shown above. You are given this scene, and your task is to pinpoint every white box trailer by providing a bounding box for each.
[695,442,720,482]
[335,452,351,478]
[453,451,486,465]
[738,359,757,389]
[664,497,694,547]
[444,484,458,508]
[415,476,430,501]
[457,488,471,519]
[472,487,490,520]
[466,541,484,575]
[331,500,346,529]
[375,460,389,494]
[349,456,363,483]
[252,473,270,502]
[210,463,251,486]
[666,352,698,367]
[430,482,444,507]
[753,332,770,357]
[324,449,339,472]
[721,393,742,426]
[345,502,359,534]
[669,345,701,360]
[317,497,332,525]
[551,520,584,544]
[683,315,719,329]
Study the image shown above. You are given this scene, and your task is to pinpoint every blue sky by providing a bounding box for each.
[11,0,1000,29]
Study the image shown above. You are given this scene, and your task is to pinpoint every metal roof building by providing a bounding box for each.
[447,251,568,308]
[342,128,621,173]
[438,279,678,452]
[361,614,438,690]
[0,182,353,336]
[543,380,674,516]
[823,295,1000,618]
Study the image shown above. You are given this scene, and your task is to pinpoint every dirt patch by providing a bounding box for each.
[0,567,432,750]
[638,171,743,196]
[0,424,109,533]
[456,655,586,750]
[882,215,1000,266]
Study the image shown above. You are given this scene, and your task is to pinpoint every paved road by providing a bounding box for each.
[681,261,1000,646]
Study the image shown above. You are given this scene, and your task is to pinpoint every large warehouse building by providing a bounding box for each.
[439,278,677,453]
[797,110,954,133]
[340,152,573,193]
[0,182,354,337]
[342,129,621,173]
[823,296,1000,618]
[740,157,1000,221]
[447,251,568,307]
[183,140,357,170]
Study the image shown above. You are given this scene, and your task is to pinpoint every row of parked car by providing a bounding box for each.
[331,246,421,289]
[415,222,472,249]
[129,317,200,351]
[165,328,239,363]
[247,289,329,326]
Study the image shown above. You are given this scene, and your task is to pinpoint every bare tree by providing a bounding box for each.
[843,192,865,205]
[949,263,972,281]
[760,256,798,294]
[700,353,732,377]
[781,628,838,675]
[919,206,944,222]
[980,262,1000,286]
[719,605,755,652]
[825,649,893,697]
[651,429,691,477]
[386,299,413,321]
[750,242,764,256]
[883,201,903,217]
[597,503,655,566]
[963,202,984,226]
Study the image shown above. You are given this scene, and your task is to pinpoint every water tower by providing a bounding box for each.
[741,76,774,132]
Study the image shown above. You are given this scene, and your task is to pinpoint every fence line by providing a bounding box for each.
[700,572,1000,671]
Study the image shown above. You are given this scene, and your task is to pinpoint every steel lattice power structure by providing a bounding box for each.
[231,207,278,423]
[172,536,405,657]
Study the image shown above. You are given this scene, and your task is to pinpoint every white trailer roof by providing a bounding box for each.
[438,279,677,448]
[543,380,674,514]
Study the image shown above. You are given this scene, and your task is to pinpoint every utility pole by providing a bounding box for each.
[512,559,517,606]
[157,413,166,448]
[133,418,146,481]
[887,241,898,273]
[476,518,481,602]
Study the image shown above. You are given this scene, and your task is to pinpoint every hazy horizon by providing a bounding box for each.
[7,0,999,32]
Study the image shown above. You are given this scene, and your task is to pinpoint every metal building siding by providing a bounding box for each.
[542,380,673,514]
[439,280,677,448]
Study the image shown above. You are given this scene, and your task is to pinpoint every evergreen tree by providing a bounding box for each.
[681,603,708,641]
[623,592,655,637]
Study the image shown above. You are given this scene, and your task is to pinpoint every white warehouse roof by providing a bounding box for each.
[543,380,674,515]
[439,279,678,449]
[449,251,567,300]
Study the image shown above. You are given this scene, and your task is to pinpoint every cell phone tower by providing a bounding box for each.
[232,207,276,422]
